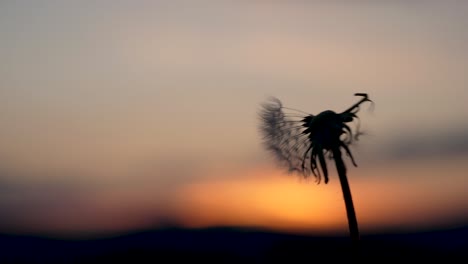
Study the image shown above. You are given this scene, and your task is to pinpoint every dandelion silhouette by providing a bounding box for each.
[259,93,373,246]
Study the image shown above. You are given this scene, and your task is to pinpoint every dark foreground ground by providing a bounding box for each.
[1,225,467,263]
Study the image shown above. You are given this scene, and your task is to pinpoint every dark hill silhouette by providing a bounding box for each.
[0,225,466,263]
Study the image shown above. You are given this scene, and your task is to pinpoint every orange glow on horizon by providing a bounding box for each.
[3,158,466,238]
[173,159,468,235]
[175,168,348,234]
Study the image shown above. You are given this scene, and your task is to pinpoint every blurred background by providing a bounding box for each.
[0,1,467,239]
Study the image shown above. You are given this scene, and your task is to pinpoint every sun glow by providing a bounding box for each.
[173,158,468,234]
[175,168,346,233]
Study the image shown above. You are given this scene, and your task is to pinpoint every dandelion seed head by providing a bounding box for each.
[258,94,371,184]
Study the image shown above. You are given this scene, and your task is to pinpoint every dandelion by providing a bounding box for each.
[258,93,373,245]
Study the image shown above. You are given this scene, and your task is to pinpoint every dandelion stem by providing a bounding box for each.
[332,146,360,247]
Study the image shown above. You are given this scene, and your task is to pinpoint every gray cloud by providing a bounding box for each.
[0,157,204,236]
[379,126,468,161]
[0,169,94,230]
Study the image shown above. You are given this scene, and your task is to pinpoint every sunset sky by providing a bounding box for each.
[1,1,467,238]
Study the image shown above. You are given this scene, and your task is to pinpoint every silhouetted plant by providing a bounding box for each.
[259,93,372,247]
